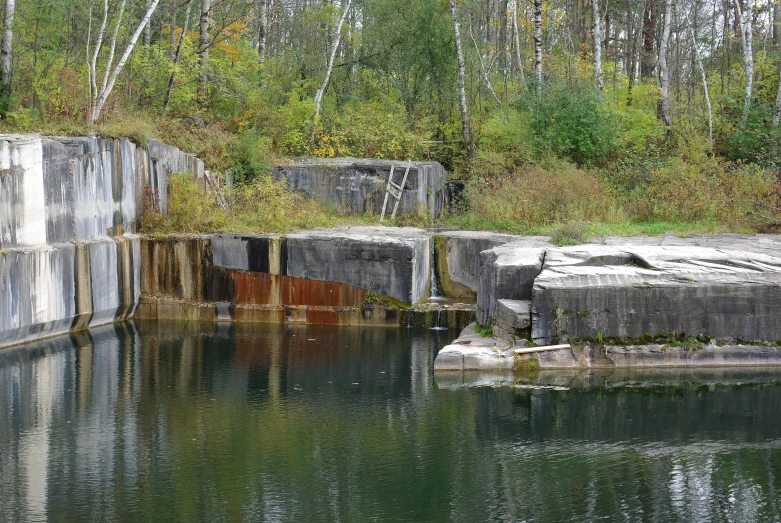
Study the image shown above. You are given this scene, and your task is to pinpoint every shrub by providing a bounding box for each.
[460,161,616,230]
[519,81,619,166]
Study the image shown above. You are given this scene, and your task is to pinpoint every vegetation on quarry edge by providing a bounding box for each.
[1,0,780,239]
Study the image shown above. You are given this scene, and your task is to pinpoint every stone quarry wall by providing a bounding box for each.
[274,158,449,219]
[0,134,204,348]
[136,227,435,324]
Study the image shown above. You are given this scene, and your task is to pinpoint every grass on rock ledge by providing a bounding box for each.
[142,171,778,239]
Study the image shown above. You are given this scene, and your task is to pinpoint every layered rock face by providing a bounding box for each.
[532,245,781,344]
[274,158,449,219]
[0,134,203,348]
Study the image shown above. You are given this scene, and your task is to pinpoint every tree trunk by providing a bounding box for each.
[0,0,14,117]
[449,0,473,158]
[470,26,505,123]
[626,0,635,104]
[511,0,528,90]
[91,0,161,122]
[686,10,712,148]
[735,0,754,128]
[641,0,657,78]
[592,0,603,93]
[774,0,780,44]
[168,0,177,59]
[658,0,672,133]
[311,0,352,141]
[257,0,267,69]
[165,0,192,109]
[198,0,210,98]
[533,0,543,92]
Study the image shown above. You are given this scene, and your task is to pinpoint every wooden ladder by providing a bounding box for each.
[380,162,412,222]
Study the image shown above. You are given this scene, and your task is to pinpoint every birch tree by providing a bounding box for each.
[734,0,754,128]
[533,0,543,93]
[0,0,14,117]
[449,0,473,157]
[658,0,673,133]
[470,26,506,123]
[257,0,268,70]
[511,0,527,90]
[593,0,604,93]
[311,0,352,141]
[88,0,161,123]
[686,9,712,148]
[199,0,211,97]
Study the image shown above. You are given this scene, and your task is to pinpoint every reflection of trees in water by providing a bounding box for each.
[0,322,779,522]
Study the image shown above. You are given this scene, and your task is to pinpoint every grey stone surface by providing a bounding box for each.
[285,226,430,304]
[532,245,781,344]
[495,299,531,330]
[434,231,521,298]
[0,132,197,347]
[477,242,546,325]
[434,323,515,371]
[274,158,448,218]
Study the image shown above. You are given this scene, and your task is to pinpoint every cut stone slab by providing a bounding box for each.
[274,158,448,219]
[433,231,523,298]
[477,242,546,326]
[495,299,531,331]
[285,226,430,304]
[532,245,781,345]
[434,323,514,371]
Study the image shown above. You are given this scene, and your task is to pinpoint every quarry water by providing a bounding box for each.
[2,322,781,522]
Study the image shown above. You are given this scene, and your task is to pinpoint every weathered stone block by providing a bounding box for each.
[532,246,781,344]
[285,226,430,304]
[476,243,546,325]
[274,158,448,218]
[434,231,521,298]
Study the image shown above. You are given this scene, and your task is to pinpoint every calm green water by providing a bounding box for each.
[2,321,781,522]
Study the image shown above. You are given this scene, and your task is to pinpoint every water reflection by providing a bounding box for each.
[0,321,780,522]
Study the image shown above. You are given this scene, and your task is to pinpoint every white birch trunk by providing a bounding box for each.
[1,0,14,88]
[311,0,352,140]
[89,0,109,118]
[90,0,161,122]
[101,0,127,97]
[659,0,673,133]
[198,0,211,97]
[735,0,754,128]
[511,0,527,90]
[533,0,543,93]
[258,0,268,68]
[774,76,781,127]
[470,27,506,123]
[592,0,603,93]
[449,0,473,156]
[686,10,713,148]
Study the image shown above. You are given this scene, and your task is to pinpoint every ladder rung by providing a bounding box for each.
[388,188,402,199]
[389,181,403,191]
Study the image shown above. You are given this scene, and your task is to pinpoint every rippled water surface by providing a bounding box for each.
[2,321,781,522]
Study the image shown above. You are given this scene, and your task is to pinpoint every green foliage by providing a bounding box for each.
[474,323,493,337]
[231,130,273,184]
[141,173,352,235]
[550,221,589,246]
[519,82,619,166]
[458,160,618,232]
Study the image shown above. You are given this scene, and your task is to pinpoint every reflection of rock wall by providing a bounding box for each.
[0,134,202,348]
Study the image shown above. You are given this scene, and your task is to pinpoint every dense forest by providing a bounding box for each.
[2,0,781,236]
